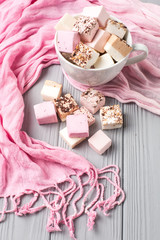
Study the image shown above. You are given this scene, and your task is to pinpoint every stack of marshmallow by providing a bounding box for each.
[55,6,132,69]
[33,81,123,155]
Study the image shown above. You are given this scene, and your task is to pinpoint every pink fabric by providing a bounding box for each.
[64,1,160,115]
[0,0,159,238]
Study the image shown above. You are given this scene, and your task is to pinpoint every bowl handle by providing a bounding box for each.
[125,43,148,66]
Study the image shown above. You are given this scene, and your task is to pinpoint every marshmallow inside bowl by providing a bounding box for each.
[54,9,147,86]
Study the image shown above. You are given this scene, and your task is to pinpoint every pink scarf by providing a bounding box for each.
[0,0,159,239]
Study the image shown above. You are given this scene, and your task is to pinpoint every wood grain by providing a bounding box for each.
[0,0,160,239]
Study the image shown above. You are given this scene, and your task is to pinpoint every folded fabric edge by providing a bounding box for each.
[0,165,125,240]
[63,70,160,116]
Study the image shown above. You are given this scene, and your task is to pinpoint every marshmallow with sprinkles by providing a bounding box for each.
[73,16,99,43]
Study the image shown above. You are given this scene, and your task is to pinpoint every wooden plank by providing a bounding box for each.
[123,104,160,240]
[1,1,159,239]
[0,65,123,240]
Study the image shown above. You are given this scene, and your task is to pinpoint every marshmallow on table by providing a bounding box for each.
[73,16,99,43]
[70,42,99,69]
[66,114,89,138]
[54,93,79,121]
[73,106,95,126]
[34,101,58,125]
[87,29,110,53]
[106,19,127,39]
[82,6,110,28]
[60,127,86,149]
[100,105,123,129]
[55,13,76,31]
[94,53,114,69]
[88,130,112,155]
[57,31,80,53]
[80,88,105,114]
[104,34,132,62]
[41,80,62,101]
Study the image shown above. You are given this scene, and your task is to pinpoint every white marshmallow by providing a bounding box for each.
[60,127,86,148]
[106,19,127,39]
[82,6,110,28]
[55,13,76,31]
[94,53,114,69]
[70,42,99,69]
[104,42,124,62]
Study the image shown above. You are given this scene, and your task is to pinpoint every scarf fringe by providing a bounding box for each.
[0,165,125,240]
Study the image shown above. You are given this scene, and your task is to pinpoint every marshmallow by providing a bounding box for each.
[94,53,114,69]
[60,127,86,149]
[34,101,58,125]
[57,31,80,53]
[100,105,123,129]
[73,106,95,126]
[104,34,132,62]
[41,80,62,101]
[82,6,110,28]
[87,29,110,53]
[73,16,99,43]
[61,52,72,61]
[66,114,89,138]
[80,88,105,114]
[106,19,127,39]
[55,13,76,31]
[88,130,112,155]
[70,42,99,69]
[54,93,79,121]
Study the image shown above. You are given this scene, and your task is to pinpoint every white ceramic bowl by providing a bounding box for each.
[55,15,148,86]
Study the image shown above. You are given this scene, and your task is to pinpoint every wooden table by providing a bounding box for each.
[0,1,160,239]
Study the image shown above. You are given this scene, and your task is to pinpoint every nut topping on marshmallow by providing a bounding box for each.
[80,88,105,114]
[100,105,123,129]
[70,42,99,69]
[106,19,127,39]
[104,34,132,62]
[55,93,79,121]
[73,16,99,42]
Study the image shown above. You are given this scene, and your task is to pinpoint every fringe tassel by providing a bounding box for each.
[0,165,125,240]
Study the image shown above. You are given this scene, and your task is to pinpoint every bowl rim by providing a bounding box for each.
[55,14,132,72]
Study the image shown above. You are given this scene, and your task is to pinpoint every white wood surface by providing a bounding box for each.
[0,1,160,239]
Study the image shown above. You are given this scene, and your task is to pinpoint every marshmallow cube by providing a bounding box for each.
[104,34,132,62]
[94,53,114,69]
[80,88,105,114]
[82,6,110,28]
[74,106,95,126]
[70,42,99,69]
[54,93,79,122]
[73,16,99,43]
[34,101,58,125]
[66,114,89,138]
[87,29,110,53]
[55,13,76,31]
[41,80,62,101]
[57,31,80,53]
[88,130,112,155]
[106,19,127,39]
[100,105,123,129]
[60,127,86,149]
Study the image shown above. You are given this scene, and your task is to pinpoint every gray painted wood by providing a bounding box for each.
[0,1,160,239]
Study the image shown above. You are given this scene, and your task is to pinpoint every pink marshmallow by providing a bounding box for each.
[34,101,58,125]
[87,29,111,53]
[73,16,99,43]
[57,31,80,53]
[82,6,110,28]
[66,114,89,138]
[80,88,105,114]
[88,130,112,155]
[73,106,95,126]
